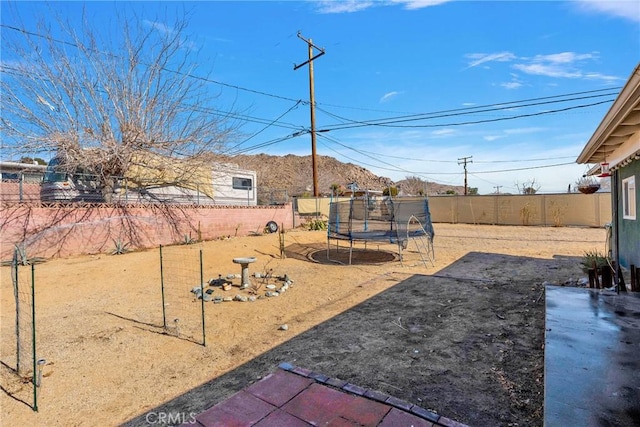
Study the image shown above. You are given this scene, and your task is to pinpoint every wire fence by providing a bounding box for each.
[0,178,282,207]
[0,253,40,411]
[159,244,206,346]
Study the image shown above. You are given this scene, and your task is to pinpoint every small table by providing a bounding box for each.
[233,257,257,287]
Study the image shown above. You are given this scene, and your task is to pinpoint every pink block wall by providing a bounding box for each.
[0,203,294,259]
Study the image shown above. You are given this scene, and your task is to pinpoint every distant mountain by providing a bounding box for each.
[218,154,464,203]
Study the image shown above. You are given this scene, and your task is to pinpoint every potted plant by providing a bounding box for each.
[576,176,600,194]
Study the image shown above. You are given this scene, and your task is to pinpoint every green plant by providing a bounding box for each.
[111,239,130,255]
[383,186,399,197]
[306,219,327,231]
[580,250,610,273]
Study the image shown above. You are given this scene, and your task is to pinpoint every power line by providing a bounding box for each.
[1,23,622,130]
[315,96,616,130]
[218,101,303,155]
[471,162,576,174]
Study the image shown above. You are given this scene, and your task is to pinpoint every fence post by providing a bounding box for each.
[31,264,38,412]
[12,248,20,373]
[199,249,206,347]
[160,245,167,329]
[19,173,24,202]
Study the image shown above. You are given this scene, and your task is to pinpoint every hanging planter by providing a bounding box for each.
[576,176,601,194]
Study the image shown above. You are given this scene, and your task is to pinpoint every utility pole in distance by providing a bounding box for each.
[494,185,502,194]
[294,32,325,197]
[458,156,473,195]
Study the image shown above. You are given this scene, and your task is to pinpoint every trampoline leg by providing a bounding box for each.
[327,237,330,260]
[349,241,353,265]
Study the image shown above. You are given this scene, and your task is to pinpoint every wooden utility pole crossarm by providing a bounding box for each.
[458,156,473,195]
[294,32,325,197]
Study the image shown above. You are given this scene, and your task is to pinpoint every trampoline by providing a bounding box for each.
[327,197,435,266]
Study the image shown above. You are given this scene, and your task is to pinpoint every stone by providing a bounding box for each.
[265,291,280,297]
[266,284,276,290]
[223,296,233,302]
[279,324,289,331]
[213,296,223,304]
[191,286,201,294]
[248,296,257,302]
[222,283,232,291]
[202,293,212,302]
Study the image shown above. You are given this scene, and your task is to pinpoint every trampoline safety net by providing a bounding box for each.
[327,197,435,266]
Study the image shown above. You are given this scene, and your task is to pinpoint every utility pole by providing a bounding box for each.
[458,156,473,195]
[494,185,502,194]
[294,32,325,197]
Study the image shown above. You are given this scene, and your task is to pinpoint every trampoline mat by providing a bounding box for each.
[308,248,398,265]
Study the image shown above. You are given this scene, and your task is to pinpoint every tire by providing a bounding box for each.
[266,221,278,233]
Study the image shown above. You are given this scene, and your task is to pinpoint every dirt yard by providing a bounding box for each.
[1,224,607,426]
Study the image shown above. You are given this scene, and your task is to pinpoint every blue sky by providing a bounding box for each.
[2,1,639,194]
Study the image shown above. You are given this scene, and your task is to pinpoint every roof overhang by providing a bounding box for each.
[576,63,640,170]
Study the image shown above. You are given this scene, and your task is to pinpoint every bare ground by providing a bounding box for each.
[0,224,606,426]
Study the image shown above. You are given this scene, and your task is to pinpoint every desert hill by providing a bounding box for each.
[218,154,464,203]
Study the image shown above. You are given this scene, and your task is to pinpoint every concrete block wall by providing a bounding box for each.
[0,203,294,260]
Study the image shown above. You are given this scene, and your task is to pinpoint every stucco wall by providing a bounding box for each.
[296,193,611,228]
[0,203,294,260]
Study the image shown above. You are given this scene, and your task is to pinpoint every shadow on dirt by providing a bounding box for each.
[122,252,585,427]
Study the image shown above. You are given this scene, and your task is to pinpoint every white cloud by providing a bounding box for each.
[379,91,400,103]
[513,51,621,82]
[465,52,517,68]
[143,20,198,51]
[483,135,504,142]
[432,128,456,136]
[503,127,546,135]
[572,0,640,23]
[464,49,621,83]
[314,1,375,14]
[390,0,452,10]
[501,81,523,90]
[314,0,451,14]
[583,72,623,82]
[532,52,598,64]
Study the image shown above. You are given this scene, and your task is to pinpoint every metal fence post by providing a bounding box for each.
[199,249,206,347]
[160,245,167,329]
[31,264,38,412]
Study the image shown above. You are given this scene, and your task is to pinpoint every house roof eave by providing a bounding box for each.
[576,63,640,165]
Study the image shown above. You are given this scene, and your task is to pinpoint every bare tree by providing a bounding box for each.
[1,6,238,201]
[400,176,427,196]
[515,179,541,195]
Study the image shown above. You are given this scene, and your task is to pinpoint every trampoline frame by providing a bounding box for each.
[326,197,435,266]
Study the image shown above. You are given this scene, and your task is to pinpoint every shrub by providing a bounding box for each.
[580,250,610,273]
[306,219,327,231]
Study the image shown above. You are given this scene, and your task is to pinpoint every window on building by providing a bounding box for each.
[622,176,636,220]
[232,177,253,190]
